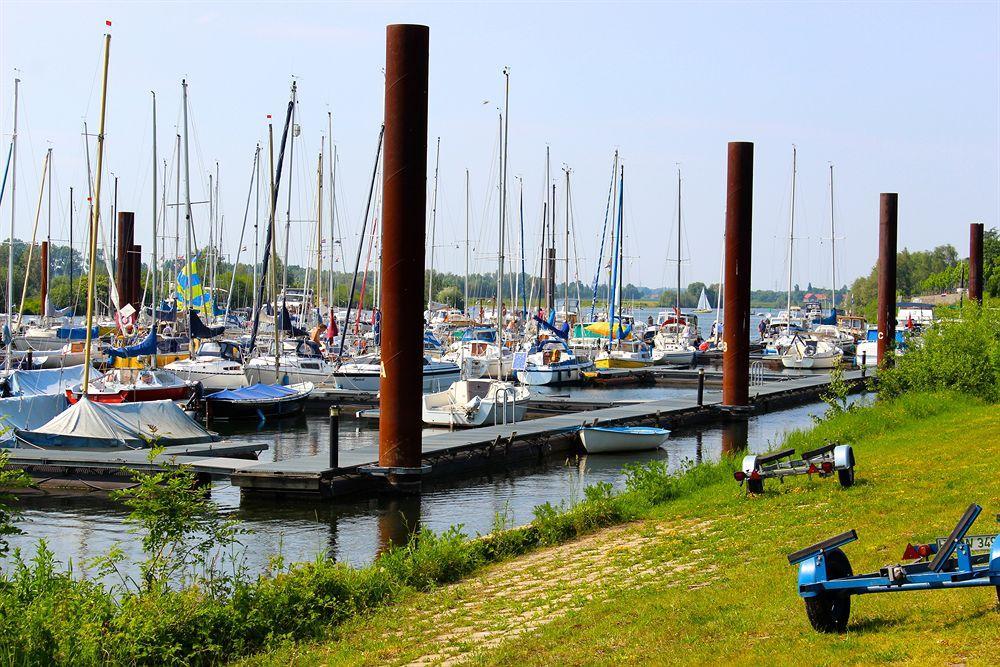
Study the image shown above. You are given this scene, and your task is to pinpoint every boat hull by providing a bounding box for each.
[579,426,670,453]
[67,384,194,404]
[515,363,591,386]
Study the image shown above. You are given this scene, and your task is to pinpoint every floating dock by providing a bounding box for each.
[2,370,870,498]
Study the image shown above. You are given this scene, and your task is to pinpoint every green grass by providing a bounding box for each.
[244,392,1000,666]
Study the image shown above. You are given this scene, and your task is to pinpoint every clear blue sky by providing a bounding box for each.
[1,1,997,293]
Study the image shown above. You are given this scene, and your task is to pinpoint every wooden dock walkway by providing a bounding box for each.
[2,370,870,498]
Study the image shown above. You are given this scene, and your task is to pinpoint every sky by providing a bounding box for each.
[0,1,997,294]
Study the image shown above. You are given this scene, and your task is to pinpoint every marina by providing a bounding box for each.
[0,4,996,664]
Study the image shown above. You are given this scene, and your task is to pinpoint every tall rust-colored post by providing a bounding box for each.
[722,142,753,407]
[379,24,429,489]
[877,193,898,367]
[969,222,984,305]
[117,211,135,308]
[39,241,48,314]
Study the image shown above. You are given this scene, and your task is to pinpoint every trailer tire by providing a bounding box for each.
[838,466,855,488]
[804,548,852,633]
[747,477,764,494]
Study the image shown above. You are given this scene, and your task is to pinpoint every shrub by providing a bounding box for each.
[878,304,1000,403]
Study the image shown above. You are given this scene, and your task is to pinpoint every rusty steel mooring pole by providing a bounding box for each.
[379,24,429,492]
[722,142,753,408]
[877,194,898,367]
[969,222,984,305]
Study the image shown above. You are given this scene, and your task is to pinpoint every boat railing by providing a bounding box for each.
[495,385,518,425]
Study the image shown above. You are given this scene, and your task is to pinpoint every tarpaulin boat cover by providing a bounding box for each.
[190,310,225,339]
[107,329,158,361]
[56,325,99,340]
[7,365,93,397]
[209,383,306,402]
[13,398,219,448]
[0,394,66,441]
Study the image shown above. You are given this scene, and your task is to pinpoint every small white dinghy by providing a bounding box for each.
[578,425,671,454]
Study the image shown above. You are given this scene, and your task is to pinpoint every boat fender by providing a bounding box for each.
[833,444,854,470]
[741,454,760,476]
[463,396,482,414]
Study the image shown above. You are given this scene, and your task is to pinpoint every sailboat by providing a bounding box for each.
[17,29,216,448]
[694,287,712,313]
[651,168,697,366]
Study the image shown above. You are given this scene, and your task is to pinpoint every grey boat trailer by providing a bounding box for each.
[734,442,856,493]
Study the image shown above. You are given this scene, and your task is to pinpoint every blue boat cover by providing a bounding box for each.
[533,315,571,340]
[56,325,99,340]
[208,383,301,402]
[106,329,157,361]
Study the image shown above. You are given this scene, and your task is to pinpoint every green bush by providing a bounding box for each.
[0,448,731,665]
[878,303,1000,403]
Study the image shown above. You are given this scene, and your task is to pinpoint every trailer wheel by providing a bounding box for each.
[747,477,764,494]
[804,548,852,633]
[838,466,855,488]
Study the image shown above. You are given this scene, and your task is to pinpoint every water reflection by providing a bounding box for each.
[8,397,850,572]
[721,419,749,454]
[376,496,422,555]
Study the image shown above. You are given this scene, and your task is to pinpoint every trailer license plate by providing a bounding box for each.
[935,534,996,552]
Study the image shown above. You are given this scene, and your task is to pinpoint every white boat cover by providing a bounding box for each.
[0,394,67,441]
[8,365,96,397]
[14,397,218,448]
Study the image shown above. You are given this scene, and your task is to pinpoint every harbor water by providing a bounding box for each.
[7,387,859,575]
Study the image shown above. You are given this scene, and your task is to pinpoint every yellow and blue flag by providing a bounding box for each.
[176,255,213,312]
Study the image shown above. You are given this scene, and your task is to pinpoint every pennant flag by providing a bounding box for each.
[176,255,213,312]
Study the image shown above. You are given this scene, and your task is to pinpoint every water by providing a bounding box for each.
[8,388,839,574]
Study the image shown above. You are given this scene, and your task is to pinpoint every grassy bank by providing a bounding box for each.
[249,391,1000,665]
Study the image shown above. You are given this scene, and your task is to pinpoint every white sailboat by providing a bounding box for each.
[694,287,712,313]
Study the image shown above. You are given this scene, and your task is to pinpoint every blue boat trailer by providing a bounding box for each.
[787,504,1000,632]
[735,442,856,494]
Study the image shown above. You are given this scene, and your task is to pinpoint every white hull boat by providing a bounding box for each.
[579,426,670,454]
[332,357,462,393]
[422,379,529,427]
[780,337,844,369]
[514,339,593,386]
[166,340,248,392]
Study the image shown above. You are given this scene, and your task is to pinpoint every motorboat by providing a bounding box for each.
[652,315,698,365]
[205,382,313,421]
[780,335,844,370]
[595,341,655,369]
[244,339,337,387]
[809,325,857,356]
[515,338,594,386]
[854,327,908,366]
[331,355,462,393]
[578,425,670,454]
[443,327,514,378]
[67,367,196,404]
[166,339,248,392]
[422,378,529,427]
[651,342,697,366]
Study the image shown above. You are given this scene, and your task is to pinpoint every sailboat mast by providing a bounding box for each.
[5,77,18,370]
[786,145,797,333]
[829,163,836,313]
[69,186,74,302]
[281,81,296,304]
[676,167,681,319]
[498,66,510,349]
[268,120,279,373]
[82,31,111,392]
[174,133,180,298]
[182,80,194,325]
[315,146,323,321]
[327,112,335,310]
[151,91,158,368]
[427,136,440,313]
[464,168,469,313]
[564,167,570,316]
[45,146,52,319]
[18,148,51,325]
